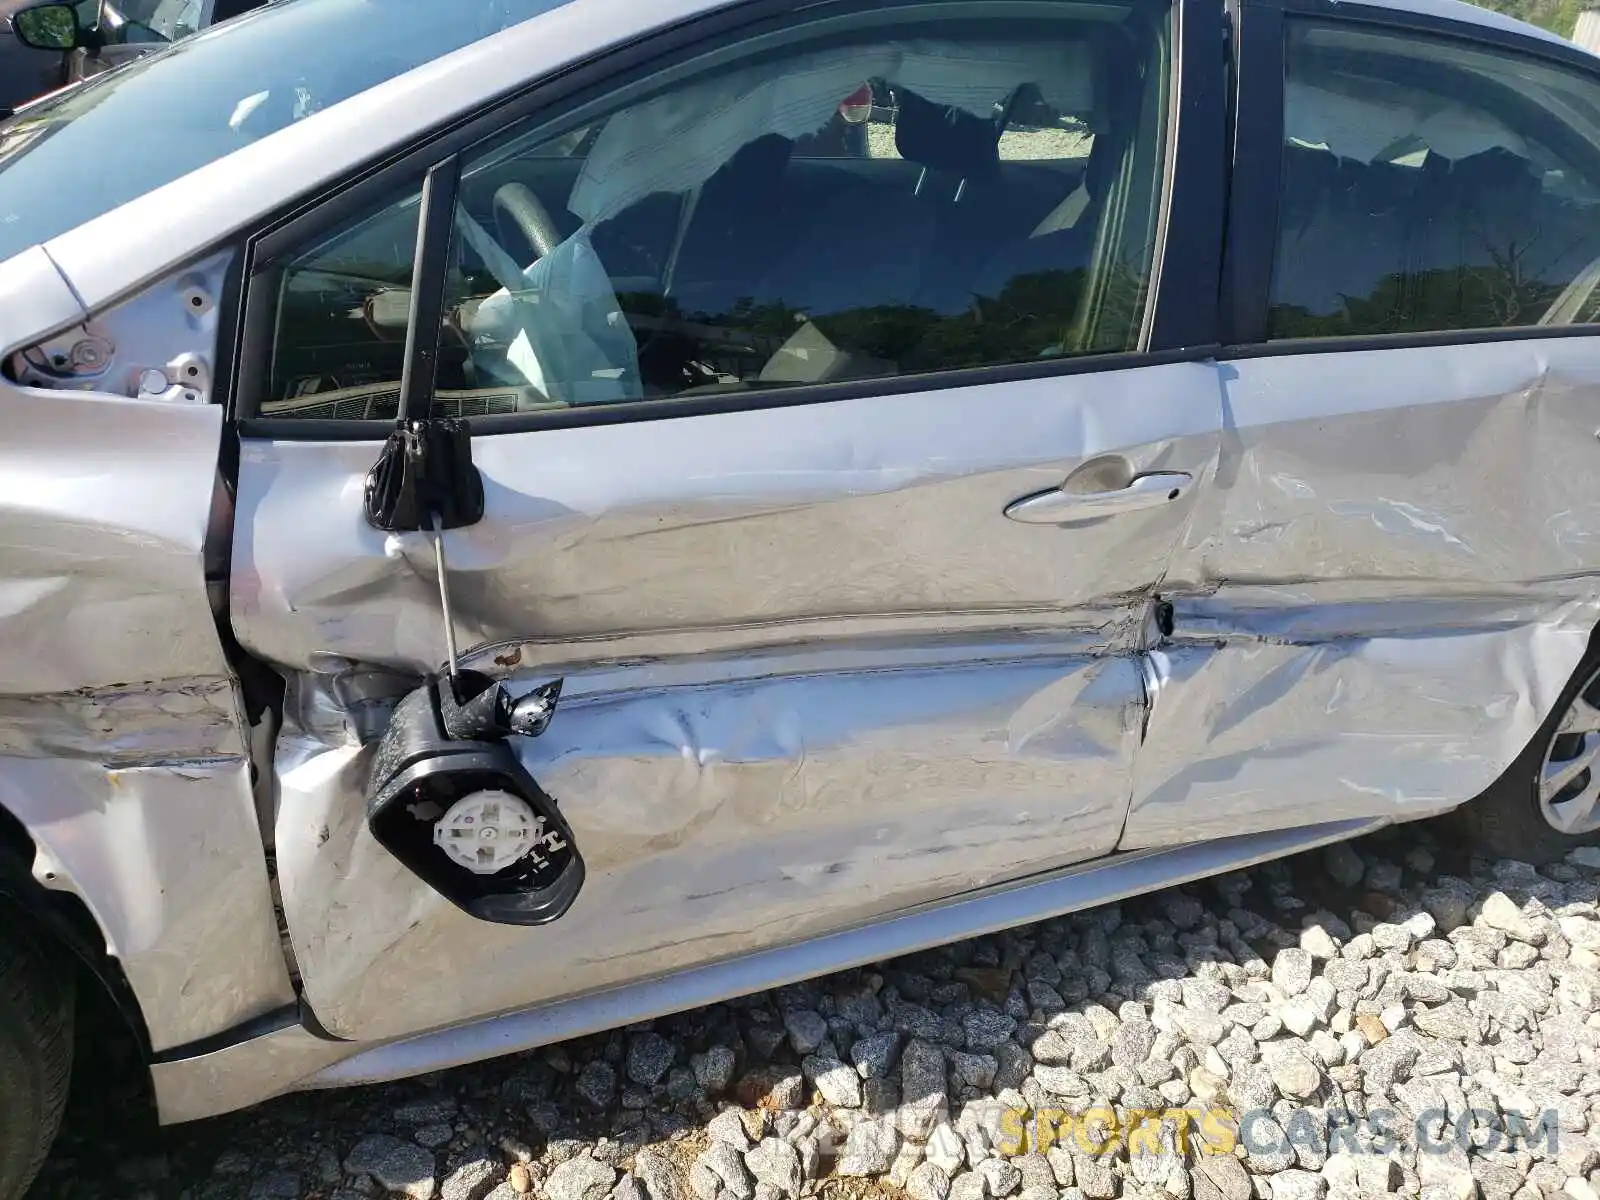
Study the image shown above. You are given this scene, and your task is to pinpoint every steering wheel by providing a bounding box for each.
[492,183,563,267]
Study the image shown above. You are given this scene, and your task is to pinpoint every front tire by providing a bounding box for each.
[0,919,73,1200]
[1449,648,1600,866]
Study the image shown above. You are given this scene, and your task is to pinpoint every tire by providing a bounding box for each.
[0,918,73,1200]
[1448,641,1600,866]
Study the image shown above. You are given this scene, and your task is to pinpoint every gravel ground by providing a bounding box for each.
[29,823,1600,1200]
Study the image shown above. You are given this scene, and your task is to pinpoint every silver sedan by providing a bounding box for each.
[0,0,1598,1188]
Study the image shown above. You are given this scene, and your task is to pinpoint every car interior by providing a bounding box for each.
[262,11,1165,420]
[1268,32,1600,338]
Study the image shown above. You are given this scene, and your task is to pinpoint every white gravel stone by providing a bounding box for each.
[802,1053,861,1108]
[925,1124,966,1174]
[1480,893,1543,944]
[1418,1156,1476,1200]
[1323,844,1365,887]
[908,1163,952,1200]
[1272,949,1315,997]
[547,1157,618,1200]
[635,1149,685,1200]
[1075,1158,1117,1200]
[1242,1115,1295,1173]
[1270,1170,1327,1200]
[977,1158,1021,1197]
[1195,1153,1252,1200]
[836,1123,900,1178]
[441,1159,500,1200]
[345,1136,437,1200]
[1266,1048,1322,1100]
[1300,925,1340,960]
[708,1110,752,1151]
[694,1047,737,1095]
[698,1144,754,1200]
[784,1011,828,1056]
[746,1138,803,1196]
[951,1051,999,1090]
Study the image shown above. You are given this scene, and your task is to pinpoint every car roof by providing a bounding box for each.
[3,0,1586,352]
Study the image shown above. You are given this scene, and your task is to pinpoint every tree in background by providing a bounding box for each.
[1472,0,1583,39]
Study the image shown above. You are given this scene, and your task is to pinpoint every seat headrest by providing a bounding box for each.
[893,88,1000,179]
[1452,146,1540,199]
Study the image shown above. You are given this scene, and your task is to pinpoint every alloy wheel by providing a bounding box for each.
[1539,664,1600,835]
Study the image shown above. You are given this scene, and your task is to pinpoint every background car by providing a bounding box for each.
[0,0,265,116]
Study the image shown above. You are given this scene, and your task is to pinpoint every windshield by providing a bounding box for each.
[0,0,573,264]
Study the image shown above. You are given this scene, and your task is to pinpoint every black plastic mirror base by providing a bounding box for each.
[365,673,583,927]
[364,418,484,533]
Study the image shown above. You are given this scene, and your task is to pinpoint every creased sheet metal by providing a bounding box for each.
[1129,337,1600,848]
[0,380,293,1051]
[0,756,293,1049]
[277,647,1143,1042]
[233,364,1221,673]
[247,363,1217,1042]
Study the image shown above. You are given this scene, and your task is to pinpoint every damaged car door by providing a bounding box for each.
[1125,3,1600,851]
[228,0,1224,1044]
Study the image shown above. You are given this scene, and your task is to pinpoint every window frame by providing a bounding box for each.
[229,0,1226,441]
[1222,0,1600,358]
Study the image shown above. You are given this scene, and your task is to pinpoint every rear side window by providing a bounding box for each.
[257,0,1173,420]
[1267,19,1600,340]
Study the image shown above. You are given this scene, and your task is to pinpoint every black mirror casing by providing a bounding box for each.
[365,672,584,926]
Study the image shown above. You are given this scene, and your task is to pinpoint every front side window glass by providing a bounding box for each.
[1269,20,1600,339]
[426,0,1170,412]
[262,185,422,420]
[261,0,1173,421]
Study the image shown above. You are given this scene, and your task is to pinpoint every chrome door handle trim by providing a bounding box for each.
[1003,471,1194,524]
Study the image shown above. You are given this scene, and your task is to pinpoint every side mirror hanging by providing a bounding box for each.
[365,671,584,927]
[359,416,583,925]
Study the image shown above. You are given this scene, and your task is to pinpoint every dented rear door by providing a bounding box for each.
[1125,6,1600,849]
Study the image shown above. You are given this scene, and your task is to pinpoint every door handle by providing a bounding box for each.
[1004,471,1193,524]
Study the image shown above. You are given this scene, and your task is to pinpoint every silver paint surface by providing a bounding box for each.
[0,380,294,1051]
[9,252,231,405]
[277,650,1143,1042]
[0,0,1589,1124]
[151,814,1381,1121]
[1127,338,1600,847]
[242,363,1218,1042]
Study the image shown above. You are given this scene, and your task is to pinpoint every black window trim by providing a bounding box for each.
[229,0,1227,442]
[1222,0,1600,360]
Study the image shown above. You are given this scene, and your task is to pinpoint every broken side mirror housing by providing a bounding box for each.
[366,671,583,926]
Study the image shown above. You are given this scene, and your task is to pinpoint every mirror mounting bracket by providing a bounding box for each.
[363,417,484,534]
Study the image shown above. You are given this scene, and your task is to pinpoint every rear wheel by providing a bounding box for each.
[1450,652,1600,866]
[0,919,73,1200]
